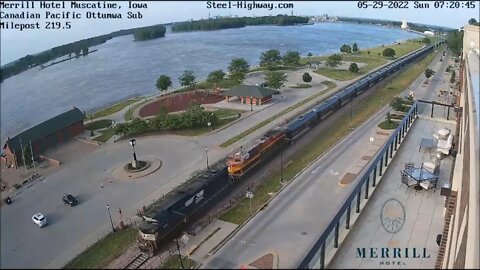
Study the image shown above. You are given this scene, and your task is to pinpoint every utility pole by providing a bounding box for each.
[175,238,185,269]
[280,151,283,183]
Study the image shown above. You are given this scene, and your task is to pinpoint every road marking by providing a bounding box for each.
[330,169,339,176]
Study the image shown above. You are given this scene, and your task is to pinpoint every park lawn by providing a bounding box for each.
[63,228,137,269]
[124,99,151,121]
[290,83,312,88]
[314,68,367,81]
[93,129,115,143]
[220,81,337,148]
[177,79,240,93]
[212,109,245,118]
[89,98,141,119]
[169,117,238,136]
[85,119,113,130]
[160,256,197,269]
[219,48,440,225]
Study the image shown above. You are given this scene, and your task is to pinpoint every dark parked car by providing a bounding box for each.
[62,194,78,206]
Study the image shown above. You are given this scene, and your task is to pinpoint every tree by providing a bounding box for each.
[340,44,352,54]
[302,72,312,83]
[382,48,396,58]
[352,43,359,53]
[156,75,172,91]
[422,37,431,44]
[264,71,287,90]
[390,97,405,112]
[179,70,196,88]
[228,58,250,82]
[282,50,301,66]
[450,70,456,84]
[326,54,342,68]
[207,70,226,84]
[469,18,479,26]
[307,52,313,57]
[424,68,434,79]
[349,63,359,73]
[23,144,32,167]
[260,49,282,70]
[367,51,370,55]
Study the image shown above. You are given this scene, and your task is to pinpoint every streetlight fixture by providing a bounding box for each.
[207,121,211,130]
[112,120,116,143]
[129,138,137,168]
[205,147,209,170]
[280,151,283,183]
[106,204,115,232]
[175,238,185,269]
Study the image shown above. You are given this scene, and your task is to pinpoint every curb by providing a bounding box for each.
[208,103,391,257]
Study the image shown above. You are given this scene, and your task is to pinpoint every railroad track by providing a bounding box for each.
[125,252,151,269]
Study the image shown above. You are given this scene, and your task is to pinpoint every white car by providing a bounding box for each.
[32,213,47,228]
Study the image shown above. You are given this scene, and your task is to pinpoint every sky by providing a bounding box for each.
[1,0,479,65]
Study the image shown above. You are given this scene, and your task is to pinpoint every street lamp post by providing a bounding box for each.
[280,151,283,183]
[205,147,209,170]
[106,204,115,232]
[129,138,137,168]
[250,96,253,111]
[175,238,185,269]
[112,120,116,143]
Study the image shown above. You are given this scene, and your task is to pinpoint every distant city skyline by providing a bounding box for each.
[1,1,479,65]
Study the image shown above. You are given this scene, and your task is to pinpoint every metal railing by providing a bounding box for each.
[298,102,419,269]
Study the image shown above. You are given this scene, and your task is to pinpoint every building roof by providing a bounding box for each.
[3,107,85,154]
[221,85,277,98]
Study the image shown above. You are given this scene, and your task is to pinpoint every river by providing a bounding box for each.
[0,22,420,142]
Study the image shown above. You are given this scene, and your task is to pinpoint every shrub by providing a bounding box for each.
[302,72,312,83]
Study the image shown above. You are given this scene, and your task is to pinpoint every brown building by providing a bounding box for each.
[2,107,85,168]
[222,85,277,106]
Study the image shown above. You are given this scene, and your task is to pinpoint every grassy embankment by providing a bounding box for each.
[220,81,336,148]
[88,97,141,119]
[220,48,440,225]
[63,228,137,269]
[160,256,198,269]
[302,40,424,81]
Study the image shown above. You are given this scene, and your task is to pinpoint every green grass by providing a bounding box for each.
[124,99,151,121]
[220,48,440,225]
[63,228,137,269]
[177,79,240,93]
[219,81,337,148]
[93,128,115,143]
[89,98,141,119]
[290,83,312,88]
[169,117,238,136]
[212,109,245,118]
[314,68,363,81]
[378,120,399,129]
[249,65,300,72]
[160,256,197,269]
[301,40,424,81]
[85,119,112,131]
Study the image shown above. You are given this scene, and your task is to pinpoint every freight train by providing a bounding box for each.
[136,43,440,252]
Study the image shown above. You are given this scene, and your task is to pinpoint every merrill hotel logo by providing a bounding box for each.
[355,198,431,265]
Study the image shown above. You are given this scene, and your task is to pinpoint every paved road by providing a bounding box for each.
[201,47,448,269]
[0,54,405,268]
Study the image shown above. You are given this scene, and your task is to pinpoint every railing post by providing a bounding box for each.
[390,141,394,157]
[379,157,383,176]
[373,167,377,187]
[395,133,399,150]
[365,177,370,199]
[385,149,389,166]
[320,243,325,269]
[356,190,361,213]
[334,223,339,248]
[447,107,450,120]
[346,205,351,229]
[431,103,434,118]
